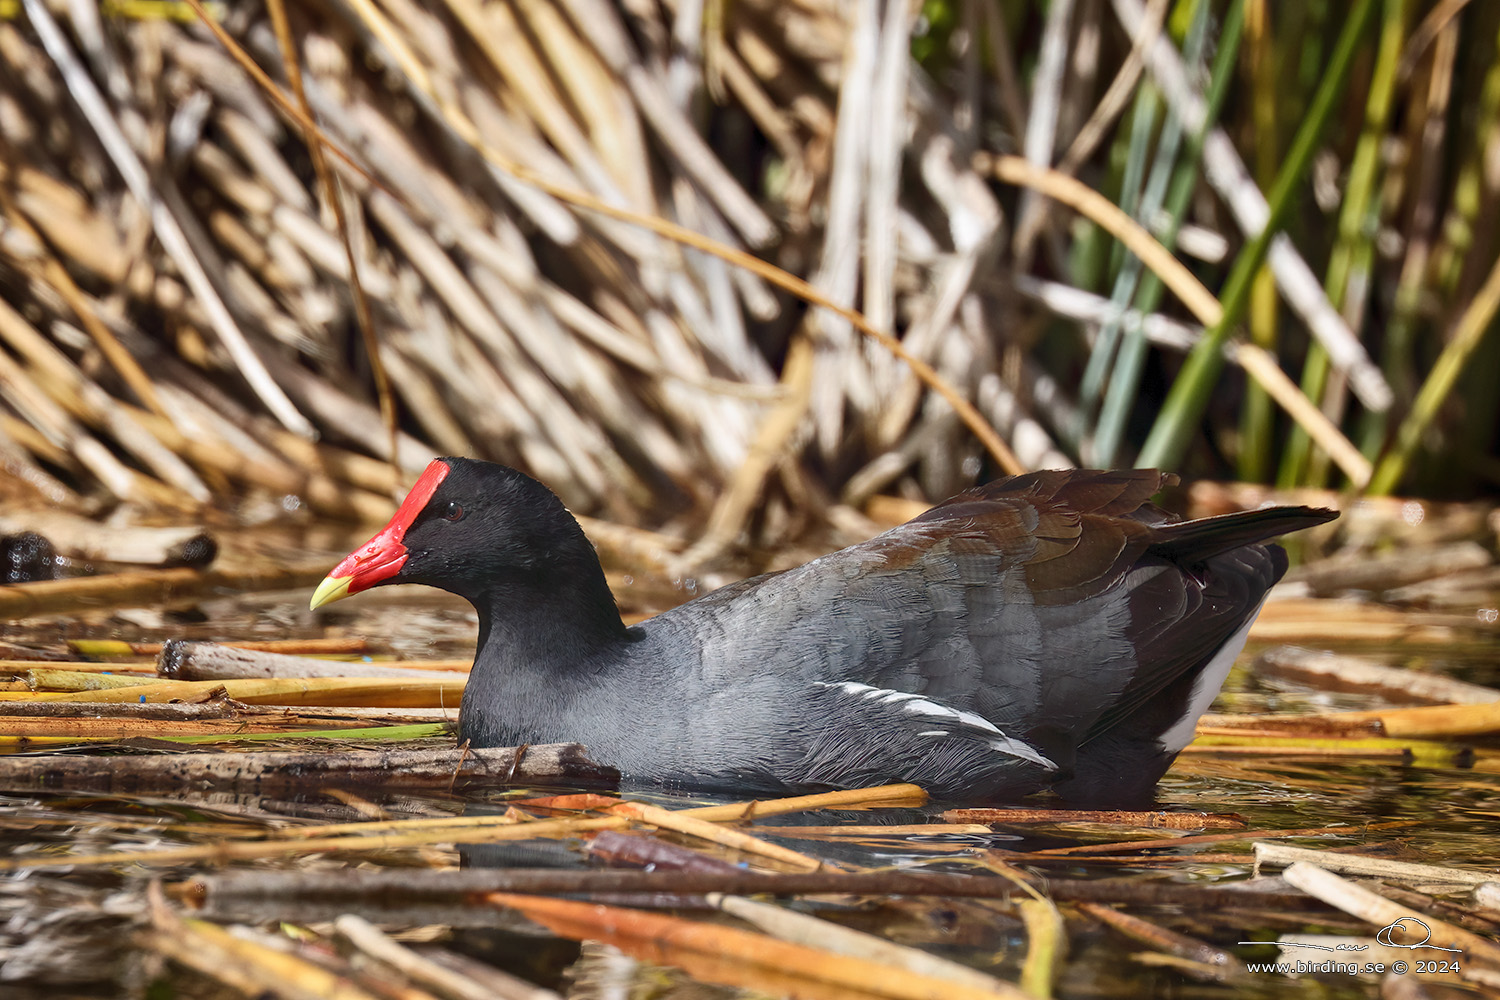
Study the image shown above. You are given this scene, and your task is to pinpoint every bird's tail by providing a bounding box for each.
[1147,506,1338,564]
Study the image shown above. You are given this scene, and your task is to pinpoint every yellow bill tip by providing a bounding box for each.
[309,574,353,611]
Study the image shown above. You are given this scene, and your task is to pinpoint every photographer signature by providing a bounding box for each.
[1239,916,1462,953]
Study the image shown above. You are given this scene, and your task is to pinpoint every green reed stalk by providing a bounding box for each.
[1090,0,1230,468]
[1138,0,1375,472]
[1237,0,1280,483]
[1277,0,1407,488]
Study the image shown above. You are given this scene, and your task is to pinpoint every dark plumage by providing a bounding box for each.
[312,458,1337,804]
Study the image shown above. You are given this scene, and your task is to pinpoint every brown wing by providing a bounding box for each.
[907,468,1170,604]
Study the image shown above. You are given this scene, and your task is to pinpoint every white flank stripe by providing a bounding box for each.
[815,681,1056,769]
[988,736,1057,770]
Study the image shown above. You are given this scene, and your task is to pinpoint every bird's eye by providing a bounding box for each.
[441,501,464,522]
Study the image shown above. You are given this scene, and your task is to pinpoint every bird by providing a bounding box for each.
[310,458,1336,804]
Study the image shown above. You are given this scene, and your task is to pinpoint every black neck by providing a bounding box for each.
[471,564,628,665]
[459,566,628,747]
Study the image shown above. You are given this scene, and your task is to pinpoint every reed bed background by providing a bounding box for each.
[0,0,1495,550]
[6,6,1500,996]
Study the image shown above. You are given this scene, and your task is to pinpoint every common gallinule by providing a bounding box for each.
[311,459,1335,803]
